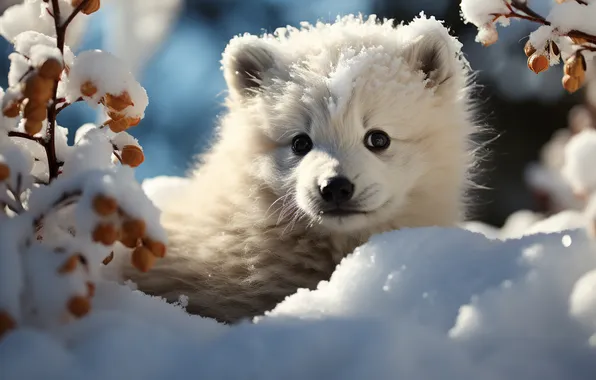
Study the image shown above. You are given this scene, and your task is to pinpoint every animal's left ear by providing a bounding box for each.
[221,36,284,99]
[400,18,463,89]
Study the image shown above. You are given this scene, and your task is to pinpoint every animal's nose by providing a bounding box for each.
[319,176,355,204]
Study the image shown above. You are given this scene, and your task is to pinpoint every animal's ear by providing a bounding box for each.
[400,18,462,89]
[222,38,281,98]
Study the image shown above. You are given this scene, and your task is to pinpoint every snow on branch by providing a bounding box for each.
[0,0,166,338]
[460,0,596,93]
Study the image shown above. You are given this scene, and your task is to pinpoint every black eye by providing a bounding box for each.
[364,130,390,151]
[291,134,313,155]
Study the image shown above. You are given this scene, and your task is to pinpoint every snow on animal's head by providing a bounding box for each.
[221,14,474,233]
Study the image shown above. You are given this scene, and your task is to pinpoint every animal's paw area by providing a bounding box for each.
[2,226,596,379]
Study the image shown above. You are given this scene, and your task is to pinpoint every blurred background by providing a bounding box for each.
[0,0,587,227]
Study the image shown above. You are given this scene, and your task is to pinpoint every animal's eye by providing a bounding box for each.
[291,134,313,155]
[364,130,390,151]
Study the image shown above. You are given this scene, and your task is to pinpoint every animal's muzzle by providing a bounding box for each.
[319,176,355,205]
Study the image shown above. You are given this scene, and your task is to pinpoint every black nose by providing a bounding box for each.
[319,176,355,204]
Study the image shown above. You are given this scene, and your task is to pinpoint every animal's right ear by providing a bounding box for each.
[222,38,280,98]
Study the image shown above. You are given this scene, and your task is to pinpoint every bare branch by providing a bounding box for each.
[492,0,596,45]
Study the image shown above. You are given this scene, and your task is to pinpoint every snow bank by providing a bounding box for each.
[2,188,596,379]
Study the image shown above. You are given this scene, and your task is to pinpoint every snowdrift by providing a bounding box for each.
[1,190,596,379]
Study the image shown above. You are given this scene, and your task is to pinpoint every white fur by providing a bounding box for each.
[119,14,482,324]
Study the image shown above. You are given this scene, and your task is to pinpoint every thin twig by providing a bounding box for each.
[511,0,546,22]
[3,195,23,214]
[112,150,123,164]
[44,0,91,181]
[62,0,91,29]
[111,143,123,164]
[16,173,22,198]
[56,97,83,115]
[5,202,21,214]
[33,176,49,185]
[492,0,596,45]
[8,131,45,144]
[17,67,35,83]
[45,0,63,181]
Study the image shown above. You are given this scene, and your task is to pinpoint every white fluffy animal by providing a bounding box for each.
[120,14,481,324]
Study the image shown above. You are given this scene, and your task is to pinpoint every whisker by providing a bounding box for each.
[277,192,297,226]
[264,192,292,220]
[282,207,302,235]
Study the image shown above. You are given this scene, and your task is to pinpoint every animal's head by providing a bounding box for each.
[220,15,476,234]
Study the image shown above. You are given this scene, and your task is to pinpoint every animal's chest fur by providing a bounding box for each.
[214,230,363,322]
[128,212,368,324]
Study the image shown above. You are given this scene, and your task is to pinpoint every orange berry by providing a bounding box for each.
[85,0,100,15]
[120,235,139,248]
[121,145,144,168]
[479,27,498,47]
[23,101,47,122]
[131,246,155,272]
[92,194,118,216]
[0,163,10,181]
[38,58,63,80]
[58,255,79,274]
[80,80,98,97]
[2,101,21,118]
[120,224,139,248]
[527,53,549,74]
[564,53,586,77]
[562,74,581,93]
[143,237,166,258]
[67,295,91,318]
[107,110,124,121]
[72,0,101,14]
[524,41,536,57]
[122,219,146,240]
[24,119,43,135]
[0,311,16,338]
[125,116,141,127]
[107,118,129,133]
[92,223,119,246]
[23,74,54,102]
[104,91,134,112]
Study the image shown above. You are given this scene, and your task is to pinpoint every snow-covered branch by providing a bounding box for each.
[461,0,596,93]
[0,0,165,339]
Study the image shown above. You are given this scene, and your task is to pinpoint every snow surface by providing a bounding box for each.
[1,174,596,379]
